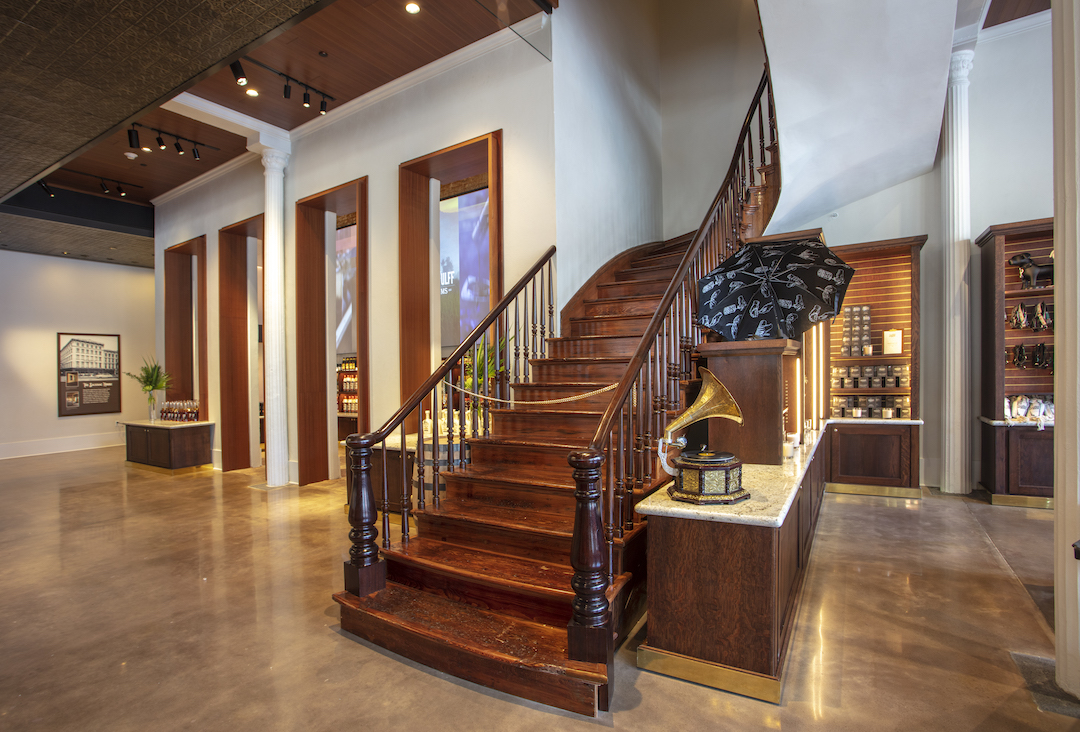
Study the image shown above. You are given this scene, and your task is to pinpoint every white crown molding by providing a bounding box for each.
[978,8,1051,44]
[151,151,260,207]
[291,14,546,142]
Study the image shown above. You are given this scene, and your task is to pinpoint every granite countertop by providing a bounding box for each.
[828,418,924,426]
[119,419,214,430]
[637,427,827,529]
[978,415,1054,428]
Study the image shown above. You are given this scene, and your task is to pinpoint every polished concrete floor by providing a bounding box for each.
[0,446,1074,731]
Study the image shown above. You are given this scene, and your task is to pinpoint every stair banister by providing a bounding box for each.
[344,245,557,598]
[567,67,777,663]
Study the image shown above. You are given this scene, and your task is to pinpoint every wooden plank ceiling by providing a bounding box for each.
[41,0,544,205]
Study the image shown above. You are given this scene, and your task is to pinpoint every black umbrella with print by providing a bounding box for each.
[696,238,854,340]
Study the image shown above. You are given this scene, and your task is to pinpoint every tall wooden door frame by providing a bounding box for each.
[295,178,369,486]
[398,130,503,406]
[164,236,208,420]
[218,215,263,472]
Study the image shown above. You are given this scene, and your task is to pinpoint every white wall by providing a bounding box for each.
[659,0,766,240]
[155,28,556,479]
[552,0,664,307]
[969,14,1053,238]
[786,14,1054,488]
[0,250,155,459]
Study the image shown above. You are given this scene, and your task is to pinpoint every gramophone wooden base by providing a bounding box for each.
[667,486,750,505]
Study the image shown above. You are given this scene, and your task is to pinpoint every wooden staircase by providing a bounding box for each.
[334,236,688,716]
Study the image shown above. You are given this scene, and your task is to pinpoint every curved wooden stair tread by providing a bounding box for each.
[466,436,587,450]
[418,498,574,537]
[334,582,608,684]
[383,537,576,599]
[448,464,576,490]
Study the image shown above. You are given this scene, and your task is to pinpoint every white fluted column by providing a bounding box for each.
[941,49,974,494]
[1052,1,1080,697]
[261,149,290,487]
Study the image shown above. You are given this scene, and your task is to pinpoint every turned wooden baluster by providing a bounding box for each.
[567,448,613,665]
[344,433,387,597]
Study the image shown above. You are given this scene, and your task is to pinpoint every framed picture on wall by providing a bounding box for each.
[57,333,121,417]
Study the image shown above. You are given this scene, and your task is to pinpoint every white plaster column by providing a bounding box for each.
[941,49,975,494]
[261,148,290,487]
[1052,0,1080,698]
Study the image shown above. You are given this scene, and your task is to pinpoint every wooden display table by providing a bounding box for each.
[636,427,827,703]
[122,420,213,472]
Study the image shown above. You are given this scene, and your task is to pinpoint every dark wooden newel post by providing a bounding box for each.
[344,433,386,596]
[567,448,612,664]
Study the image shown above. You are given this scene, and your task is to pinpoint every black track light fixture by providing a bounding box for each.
[241,57,335,114]
[157,135,167,150]
[283,80,291,99]
[231,60,248,86]
[100,179,110,194]
[303,89,311,108]
[38,180,55,197]
[174,138,185,155]
[127,125,140,149]
[192,145,200,161]
[117,185,126,197]
[320,97,327,115]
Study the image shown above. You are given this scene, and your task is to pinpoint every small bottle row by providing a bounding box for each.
[337,356,358,372]
[831,395,911,420]
[341,395,360,413]
[341,374,359,392]
[839,305,873,357]
[161,400,200,422]
[830,364,910,390]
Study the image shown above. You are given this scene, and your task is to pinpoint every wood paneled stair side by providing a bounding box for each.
[334,233,692,716]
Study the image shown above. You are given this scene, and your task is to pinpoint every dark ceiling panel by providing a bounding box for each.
[0,212,154,268]
[983,0,1050,28]
[0,0,337,201]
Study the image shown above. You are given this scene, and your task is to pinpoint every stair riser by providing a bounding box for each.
[547,336,640,358]
[510,387,613,412]
[336,598,600,716]
[417,513,572,565]
[468,442,581,473]
[491,411,601,442]
[597,279,669,298]
[630,252,683,269]
[531,361,628,382]
[584,298,660,318]
[442,475,576,514]
[614,266,677,282]
[385,559,574,626]
[570,316,651,337]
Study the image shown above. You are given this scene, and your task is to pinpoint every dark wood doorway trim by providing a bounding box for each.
[295,178,369,486]
[218,215,263,472]
[398,131,503,405]
[164,236,208,421]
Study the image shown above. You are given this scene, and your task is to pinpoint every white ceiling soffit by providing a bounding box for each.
[759,0,959,234]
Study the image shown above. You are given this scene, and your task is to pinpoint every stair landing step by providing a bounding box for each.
[384,538,576,598]
[334,583,607,716]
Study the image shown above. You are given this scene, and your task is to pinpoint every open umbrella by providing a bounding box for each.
[697,238,854,341]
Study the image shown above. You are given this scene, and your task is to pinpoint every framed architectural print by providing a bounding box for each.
[57,333,121,417]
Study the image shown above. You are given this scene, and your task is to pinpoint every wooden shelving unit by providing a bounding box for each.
[975,217,1054,507]
[336,356,359,442]
[825,235,925,492]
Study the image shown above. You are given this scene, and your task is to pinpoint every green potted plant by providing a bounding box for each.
[125,357,172,422]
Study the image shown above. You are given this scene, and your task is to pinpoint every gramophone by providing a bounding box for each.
[658,367,748,505]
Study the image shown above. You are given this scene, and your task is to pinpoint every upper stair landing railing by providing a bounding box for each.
[566,66,780,663]
[342,247,556,598]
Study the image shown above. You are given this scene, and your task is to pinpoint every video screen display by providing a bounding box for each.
[440,189,490,356]
[335,224,357,356]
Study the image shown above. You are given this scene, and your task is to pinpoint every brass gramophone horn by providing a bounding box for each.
[658,367,742,476]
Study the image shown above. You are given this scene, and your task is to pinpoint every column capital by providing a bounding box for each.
[260,148,289,175]
[949,49,975,85]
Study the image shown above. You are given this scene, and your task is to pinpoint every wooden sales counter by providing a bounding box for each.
[121,420,213,473]
[636,426,829,703]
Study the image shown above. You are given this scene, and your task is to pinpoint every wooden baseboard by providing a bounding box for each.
[637,643,782,703]
[825,482,921,499]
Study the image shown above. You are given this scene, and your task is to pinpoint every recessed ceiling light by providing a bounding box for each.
[406,3,420,14]
[318,51,328,58]
[124,152,138,160]
[246,89,259,97]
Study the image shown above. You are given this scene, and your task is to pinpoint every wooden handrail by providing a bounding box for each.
[348,245,557,449]
[588,69,770,451]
